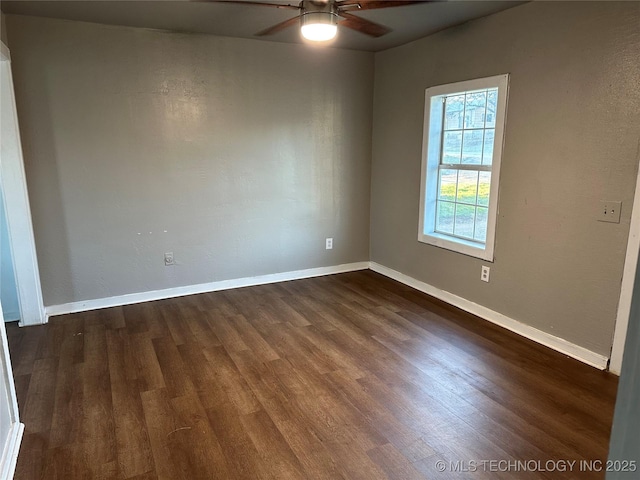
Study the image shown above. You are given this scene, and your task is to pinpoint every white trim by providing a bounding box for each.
[0,292,24,480]
[418,74,509,262]
[42,259,610,370]
[1,44,46,326]
[0,306,21,430]
[44,262,370,318]
[0,422,24,480]
[610,167,640,375]
[370,262,609,370]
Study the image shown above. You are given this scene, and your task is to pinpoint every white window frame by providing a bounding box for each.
[418,74,509,261]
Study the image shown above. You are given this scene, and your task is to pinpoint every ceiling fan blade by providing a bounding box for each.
[337,0,428,10]
[337,11,390,37]
[256,15,301,35]
[208,0,301,10]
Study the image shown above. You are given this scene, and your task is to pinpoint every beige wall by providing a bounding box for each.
[371,1,640,356]
[1,11,7,45]
[6,14,373,306]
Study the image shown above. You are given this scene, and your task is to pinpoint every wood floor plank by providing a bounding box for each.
[264,294,312,327]
[206,403,268,480]
[170,393,232,479]
[181,308,222,349]
[21,357,58,434]
[226,314,280,363]
[48,363,84,448]
[228,350,352,479]
[374,324,611,460]
[13,373,31,413]
[140,388,202,480]
[324,369,436,463]
[40,443,92,479]
[106,329,155,478]
[83,307,126,331]
[161,302,197,346]
[239,409,307,480]
[279,294,338,332]
[131,334,166,393]
[176,341,231,412]
[152,335,197,399]
[123,303,154,335]
[13,432,47,480]
[7,271,618,480]
[82,326,117,467]
[205,312,250,353]
[34,321,65,361]
[367,443,427,480]
[56,316,85,369]
[11,325,45,376]
[202,345,262,415]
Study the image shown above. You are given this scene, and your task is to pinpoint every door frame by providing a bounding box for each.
[0,41,45,326]
[610,165,640,374]
[0,299,23,479]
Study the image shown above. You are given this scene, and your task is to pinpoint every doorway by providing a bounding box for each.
[0,188,20,322]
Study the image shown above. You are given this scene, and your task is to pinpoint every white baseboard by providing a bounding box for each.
[44,262,370,318]
[42,259,608,370]
[370,262,609,370]
[0,421,24,480]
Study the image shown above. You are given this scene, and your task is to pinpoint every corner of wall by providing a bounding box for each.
[1,11,8,46]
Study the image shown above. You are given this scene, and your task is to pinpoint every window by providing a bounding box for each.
[418,74,509,261]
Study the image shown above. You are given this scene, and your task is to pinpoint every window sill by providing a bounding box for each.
[418,231,494,261]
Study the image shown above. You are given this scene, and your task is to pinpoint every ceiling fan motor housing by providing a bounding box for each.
[301,0,339,28]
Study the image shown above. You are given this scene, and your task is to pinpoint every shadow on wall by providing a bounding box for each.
[11,63,74,308]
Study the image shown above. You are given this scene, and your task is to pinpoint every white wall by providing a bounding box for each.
[6,15,374,308]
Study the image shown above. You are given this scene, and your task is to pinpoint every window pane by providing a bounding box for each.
[438,169,457,201]
[486,89,498,128]
[436,201,455,234]
[482,129,495,165]
[478,172,491,207]
[420,76,507,257]
[464,91,487,129]
[462,130,483,164]
[456,170,478,205]
[444,94,465,130]
[454,204,475,239]
[475,207,488,242]
[442,131,462,164]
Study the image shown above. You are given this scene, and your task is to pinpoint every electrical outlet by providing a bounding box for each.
[598,201,622,223]
[326,237,333,250]
[481,265,490,283]
[164,252,175,266]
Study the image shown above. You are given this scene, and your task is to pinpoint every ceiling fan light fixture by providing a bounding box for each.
[300,11,338,42]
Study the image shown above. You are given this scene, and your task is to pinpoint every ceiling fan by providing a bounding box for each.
[211,0,428,42]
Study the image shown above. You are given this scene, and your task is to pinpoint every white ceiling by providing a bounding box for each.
[1,0,524,52]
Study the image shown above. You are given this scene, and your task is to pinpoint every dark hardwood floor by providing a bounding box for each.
[7,270,618,479]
